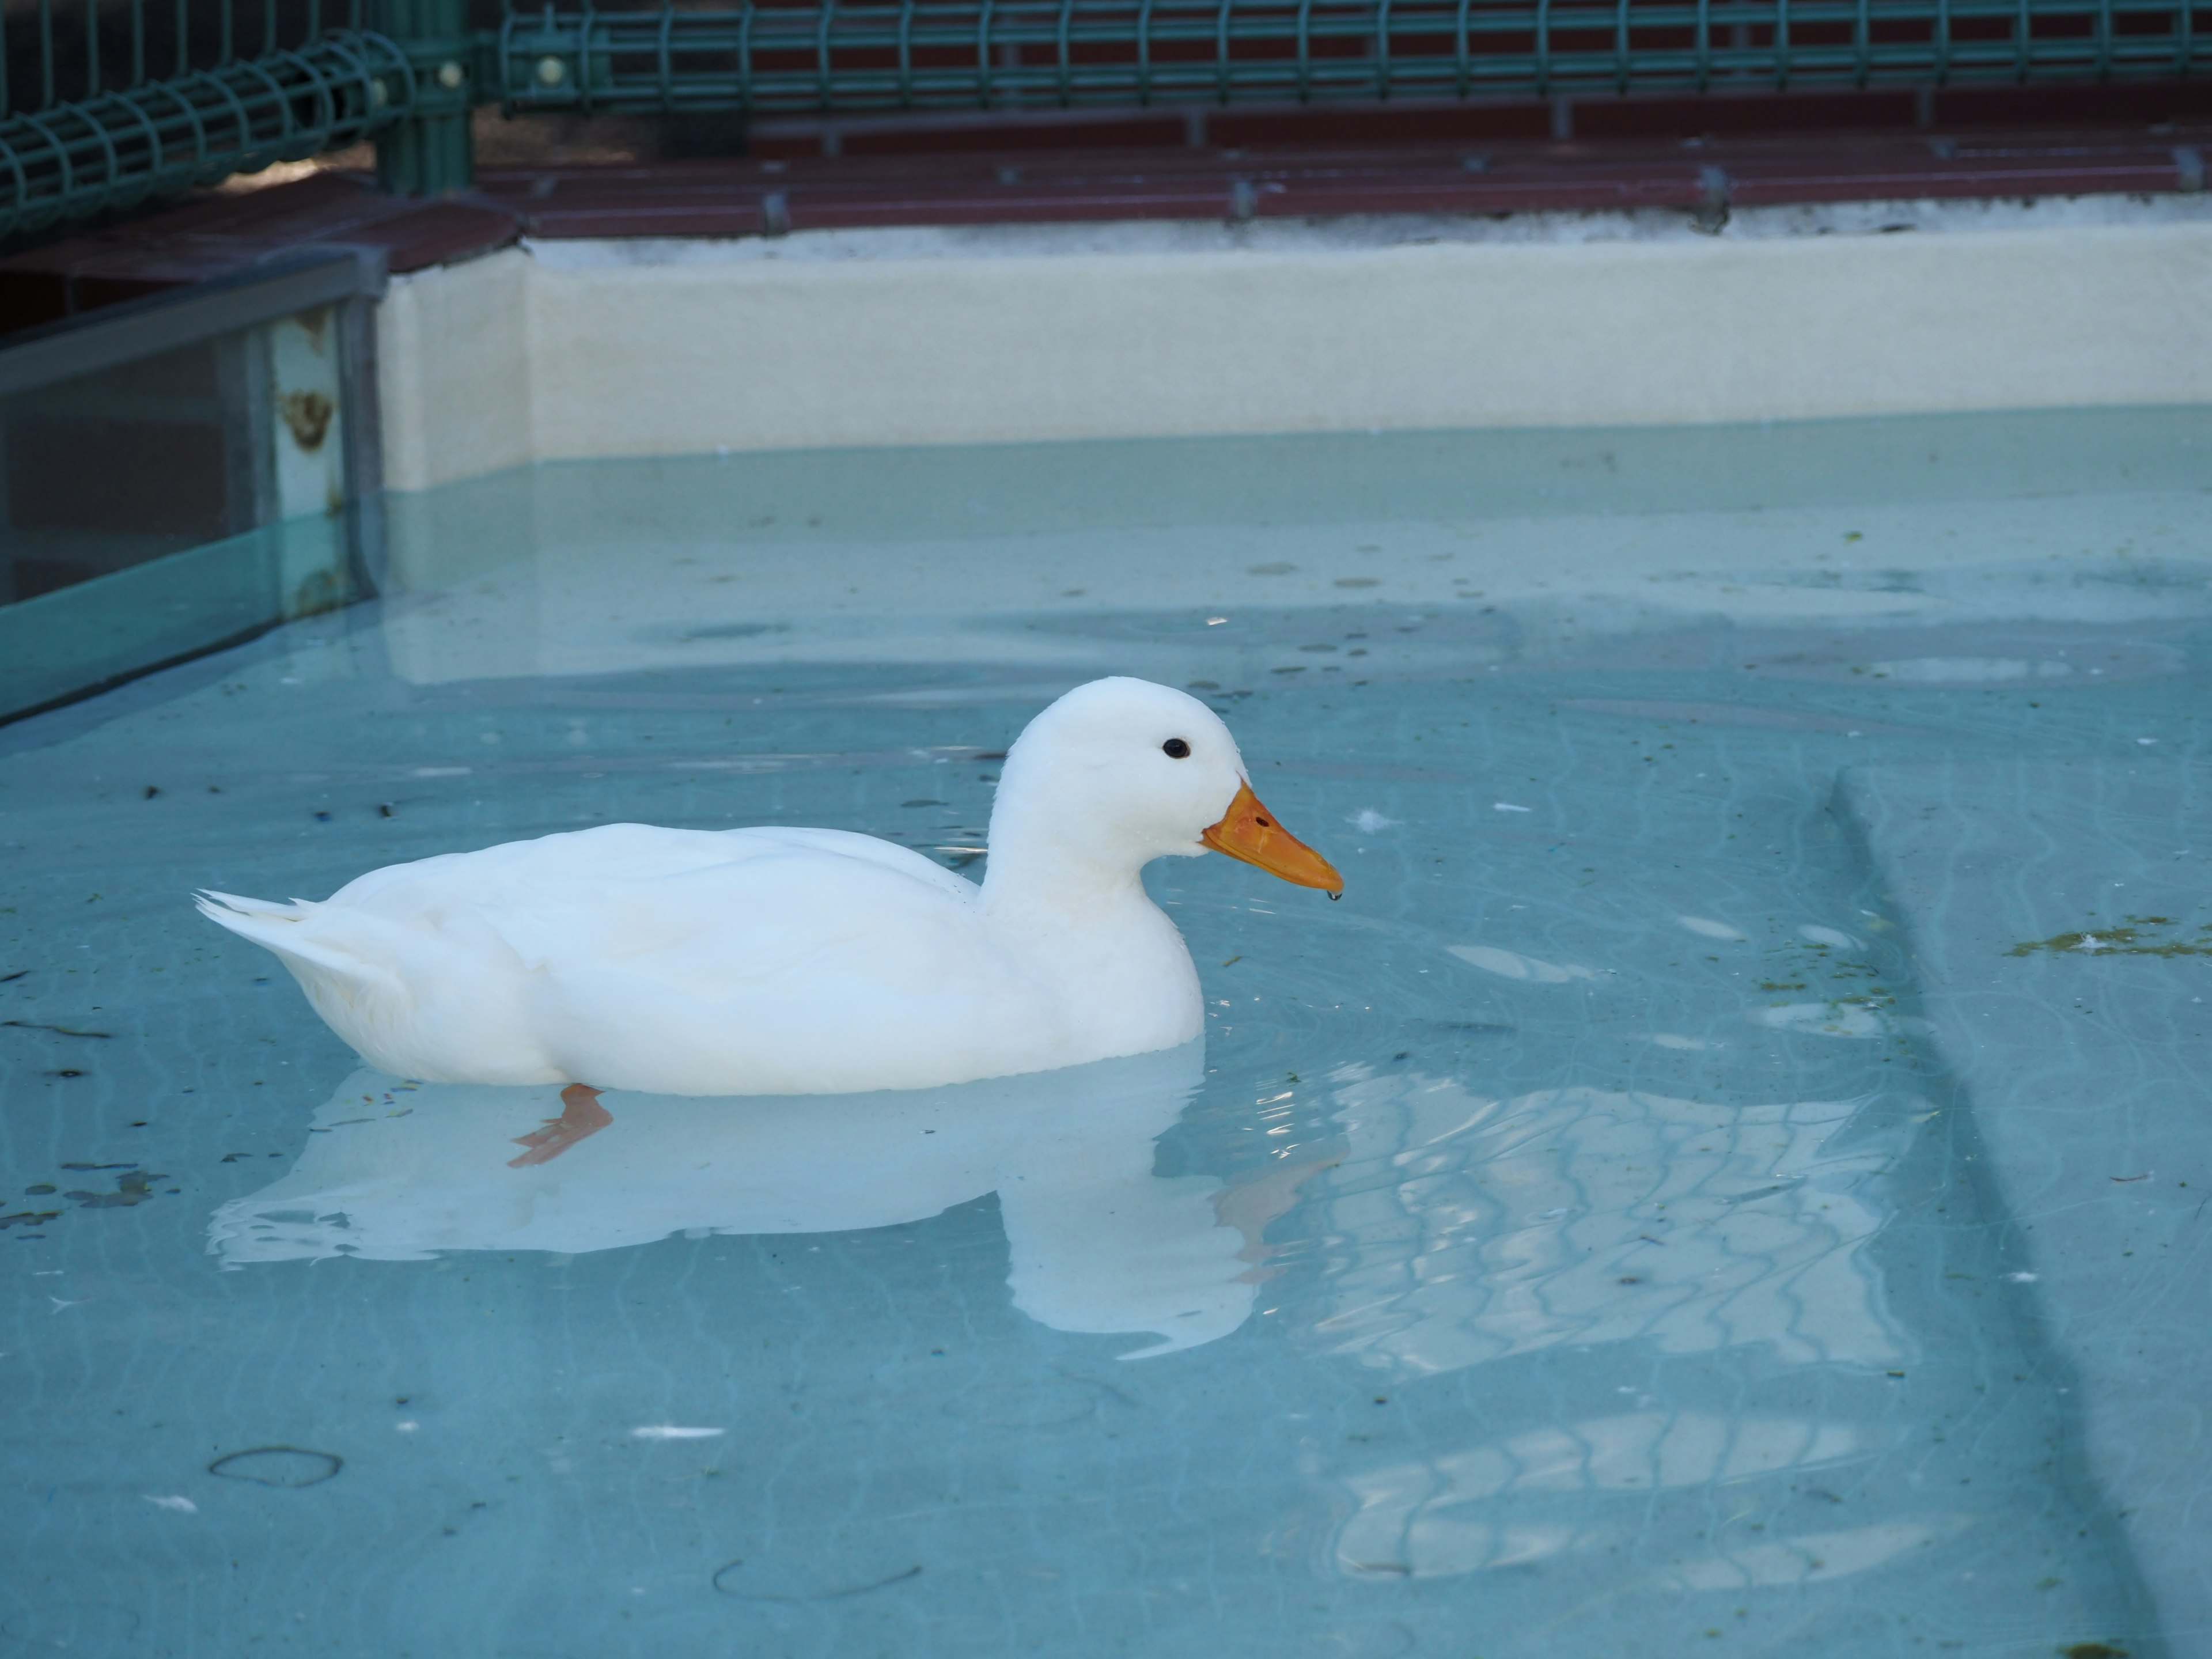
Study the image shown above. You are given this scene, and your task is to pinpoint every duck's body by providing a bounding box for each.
[198,677,1339,1096]
[199,821,1197,1095]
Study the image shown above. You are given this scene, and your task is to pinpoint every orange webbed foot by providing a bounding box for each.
[507,1084,613,1168]
[1214,1150,1343,1284]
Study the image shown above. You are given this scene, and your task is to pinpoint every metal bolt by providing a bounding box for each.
[536,55,567,86]
[437,60,465,89]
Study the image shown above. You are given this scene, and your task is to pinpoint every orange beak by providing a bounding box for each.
[1200,781,1344,896]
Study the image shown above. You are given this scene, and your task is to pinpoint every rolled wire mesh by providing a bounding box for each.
[0,28,409,236]
[0,0,408,241]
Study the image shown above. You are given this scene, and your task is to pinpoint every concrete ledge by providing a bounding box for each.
[376,247,535,493]
[376,201,2212,493]
[1836,759,2212,1654]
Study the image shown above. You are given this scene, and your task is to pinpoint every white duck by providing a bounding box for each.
[197,677,1340,1101]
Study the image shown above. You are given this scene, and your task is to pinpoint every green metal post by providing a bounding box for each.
[370,0,477,194]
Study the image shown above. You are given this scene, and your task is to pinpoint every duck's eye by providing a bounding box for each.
[1162,738,1191,759]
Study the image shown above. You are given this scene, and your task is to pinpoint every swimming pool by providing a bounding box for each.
[2,410,2207,1657]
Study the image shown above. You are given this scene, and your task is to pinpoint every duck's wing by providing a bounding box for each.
[435,824,980,975]
[323,823,973,912]
[448,828,1052,1095]
[206,825,1027,1091]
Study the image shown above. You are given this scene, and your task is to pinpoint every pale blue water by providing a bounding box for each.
[2,413,2208,1658]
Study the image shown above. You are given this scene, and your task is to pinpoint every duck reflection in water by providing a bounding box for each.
[209,1041,1328,1359]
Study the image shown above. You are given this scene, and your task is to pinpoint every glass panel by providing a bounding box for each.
[0,301,360,719]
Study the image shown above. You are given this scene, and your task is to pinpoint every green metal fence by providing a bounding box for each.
[1,0,417,238]
[493,0,2212,117]
[6,0,2210,237]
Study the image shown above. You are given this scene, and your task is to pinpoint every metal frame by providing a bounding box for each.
[334,270,387,597]
[0,247,388,586]
[0,246,387,396]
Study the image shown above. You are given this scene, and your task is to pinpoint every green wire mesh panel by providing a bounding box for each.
[0,0,414,239]
[2,0,2206,237]
[494,0,2211,115]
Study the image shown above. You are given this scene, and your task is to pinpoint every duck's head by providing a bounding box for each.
[993,677,1343,896]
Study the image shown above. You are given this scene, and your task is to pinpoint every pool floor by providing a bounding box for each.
[2,414,2208,1657]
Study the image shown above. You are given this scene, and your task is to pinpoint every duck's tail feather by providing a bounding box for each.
[196,889,308,923]
[197,889,328,960]
[194,890,404,998]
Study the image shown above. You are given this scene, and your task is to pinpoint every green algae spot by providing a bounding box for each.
[2008,918,2212,959]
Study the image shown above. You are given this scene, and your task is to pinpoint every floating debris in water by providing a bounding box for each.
[712,1558,922,1601]
[2008,918,2211,958]
[209,1446,342,1487]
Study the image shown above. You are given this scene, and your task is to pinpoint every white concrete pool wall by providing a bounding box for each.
[373,195,2212,494]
